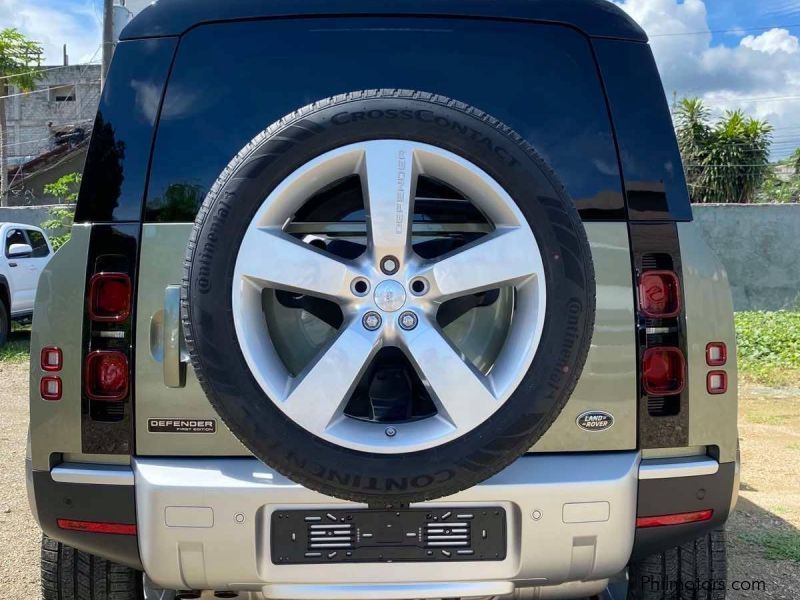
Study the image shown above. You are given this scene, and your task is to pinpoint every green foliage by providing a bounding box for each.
[735,311,800,385]
[756,172,800,203]
[740,530,800,562]
[41,172,80,251]
[43,172,81,203]
[792,148,800,174]
[0,28,44,89]
[676,98,773,203]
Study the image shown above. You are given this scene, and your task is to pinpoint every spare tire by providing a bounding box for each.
[183,89,595,504]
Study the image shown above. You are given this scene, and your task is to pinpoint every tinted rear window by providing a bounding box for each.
[144,17,625,222]
[27,230,50,257]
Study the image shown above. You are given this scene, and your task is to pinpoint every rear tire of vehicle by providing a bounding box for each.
[0,297,9,347]
[41,535,143,600]
[627,528,727,600]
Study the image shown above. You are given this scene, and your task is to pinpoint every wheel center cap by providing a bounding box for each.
[374,280,406,312]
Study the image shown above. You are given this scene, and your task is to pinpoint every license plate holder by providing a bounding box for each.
[271,506,507,564]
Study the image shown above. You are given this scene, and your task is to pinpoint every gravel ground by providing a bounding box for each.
[0,359,40,599]
[1,358,798,599]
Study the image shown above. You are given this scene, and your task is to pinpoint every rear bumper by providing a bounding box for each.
[30,451,737,599]
[133,452,639,594]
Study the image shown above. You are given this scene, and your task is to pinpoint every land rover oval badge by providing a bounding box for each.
[576,410,614,432]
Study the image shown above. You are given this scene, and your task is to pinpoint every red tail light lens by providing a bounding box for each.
[40,376,62,401]
[706,342,727,366]
[642,347,686,395]
[636,509,713,528]
[85,351,129,401]
[638,270,681,318]
[707,370,728,395]
[89,273,131,322]
[41,347,63,371]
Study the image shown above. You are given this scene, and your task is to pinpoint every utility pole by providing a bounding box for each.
[101,0,113,89]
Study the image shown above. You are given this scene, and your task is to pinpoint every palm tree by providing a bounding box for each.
[0,28,43,206]
[675,98,710,200]
[675,98,773,203]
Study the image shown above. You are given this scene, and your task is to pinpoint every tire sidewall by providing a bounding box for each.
[184,91,595,503]
[0,298,9,346]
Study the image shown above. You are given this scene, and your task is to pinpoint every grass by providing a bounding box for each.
[740,530,800,562]
[735,311,800,386]
[0,324,31,364]
[747,412,789,426]
[0,339,29,363]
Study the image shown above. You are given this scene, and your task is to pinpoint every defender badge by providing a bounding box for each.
[576,411,614,432]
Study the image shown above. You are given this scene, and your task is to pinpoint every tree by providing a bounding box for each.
[42,172,80,251]
[675,98,773,203]
[0,28,44,206]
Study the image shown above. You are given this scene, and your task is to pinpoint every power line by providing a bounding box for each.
[0,80,101,100]
[1,120,95,151]
[0,62,100,82]
[650,22,800,37]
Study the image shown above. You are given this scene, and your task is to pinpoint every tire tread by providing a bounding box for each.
[40,535,141,600]
[628,529,728,600]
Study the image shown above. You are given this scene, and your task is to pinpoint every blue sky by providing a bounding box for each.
[3,0,800,158]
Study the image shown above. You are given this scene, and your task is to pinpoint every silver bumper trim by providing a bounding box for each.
[638,456,719,480]
[261,581,514,600]
[51,463,134,486]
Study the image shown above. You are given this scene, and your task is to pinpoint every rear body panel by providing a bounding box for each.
[134,223,637,456]
[29,226,91,471]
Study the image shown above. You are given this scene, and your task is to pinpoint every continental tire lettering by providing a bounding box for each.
[328,109,519,167]
[197,201,230,293]
[547,298,581,389]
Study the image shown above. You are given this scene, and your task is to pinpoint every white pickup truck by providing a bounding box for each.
[0,222,53,346]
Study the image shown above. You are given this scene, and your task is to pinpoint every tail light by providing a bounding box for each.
[707,370,728,395]
[636,509,713,528]
[705,342,727,366]
[638,270,680,318]
[89,273,132,322]
[41,347,63,371]
[642,347,685,395]
[85,351,129,401]
[40,376,62,401]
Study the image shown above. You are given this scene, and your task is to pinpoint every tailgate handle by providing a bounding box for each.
[163,285,187,388]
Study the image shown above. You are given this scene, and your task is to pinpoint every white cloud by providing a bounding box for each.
[741,28,799,54]
[615,0,800,159]
[0,0,101,65]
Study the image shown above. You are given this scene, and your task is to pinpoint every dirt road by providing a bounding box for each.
[1,360,798,598]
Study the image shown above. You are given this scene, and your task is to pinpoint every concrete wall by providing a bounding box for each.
[693,204,800,311]
[4,64,101,164]
[0,205,72,237]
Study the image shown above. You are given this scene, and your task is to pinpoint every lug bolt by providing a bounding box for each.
[385,426,397,437]
[399,311,418,331]
[380,255,400,275]
[362,311,382,331]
